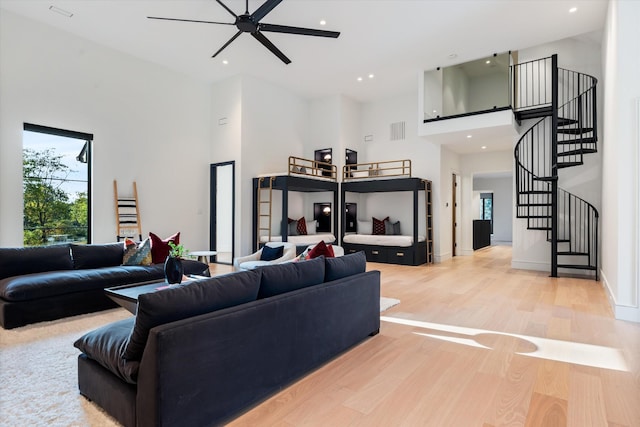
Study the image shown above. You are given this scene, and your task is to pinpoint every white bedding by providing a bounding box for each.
[256,172,335,182]
[343,234,425,247]
[260,233,336,244]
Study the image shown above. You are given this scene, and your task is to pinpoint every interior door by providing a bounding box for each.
[210,161,235,265]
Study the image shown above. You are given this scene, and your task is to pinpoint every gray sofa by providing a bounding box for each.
[0,243,210,329]
[74,252,380,427]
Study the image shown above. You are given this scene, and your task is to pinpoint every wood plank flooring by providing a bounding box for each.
[209,246,640,427]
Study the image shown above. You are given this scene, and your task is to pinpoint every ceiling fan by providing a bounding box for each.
[148,0,340,64]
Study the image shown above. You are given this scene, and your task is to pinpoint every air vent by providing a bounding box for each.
[390,121,405,141]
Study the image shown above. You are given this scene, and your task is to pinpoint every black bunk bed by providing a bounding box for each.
[340,160,433,266]
[252,157,339,253]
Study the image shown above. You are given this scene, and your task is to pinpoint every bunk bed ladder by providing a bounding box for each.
[422,179,434,264]
[256,177,275,251]
[113,180,142,241]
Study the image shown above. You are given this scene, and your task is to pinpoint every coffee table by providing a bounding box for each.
[105,280,179,314]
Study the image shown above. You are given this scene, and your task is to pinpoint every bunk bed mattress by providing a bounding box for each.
[259,234,336,244]
[343,234,425,247]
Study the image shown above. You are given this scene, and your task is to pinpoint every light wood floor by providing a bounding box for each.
[209,246,640,427]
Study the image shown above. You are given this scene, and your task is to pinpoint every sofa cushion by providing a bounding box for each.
[123,269,261,361]
[74,317,140,384]
[71,243,124,269]
[260,245,283,261]
[257,255,325,299]
[324,251,366,282]
[149,232,180,264]
[0,245,72,280]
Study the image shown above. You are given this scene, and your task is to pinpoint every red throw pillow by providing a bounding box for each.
[296,217,307,235]
[307,241,335,259]
[372,216,388,235]
[149,231,180,264]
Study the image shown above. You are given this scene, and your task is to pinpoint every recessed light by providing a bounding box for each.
[357,77,363,82]
[486,60,491,64]
[432,109,437,113]
[448,53,457,59]
[368,74,374,79]
[569,7,577,13]
[467,135,472,139]
[49,5,73,17]
[222,60,228,65]
[319,19,326,26]
[481,146,487,150]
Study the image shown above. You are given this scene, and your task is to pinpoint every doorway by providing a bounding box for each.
[210,161,235,265]
[452,173,461,257]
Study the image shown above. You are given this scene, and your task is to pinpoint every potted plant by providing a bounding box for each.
[164,242,189,284]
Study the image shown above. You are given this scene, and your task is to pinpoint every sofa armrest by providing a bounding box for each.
[233,250,262,268]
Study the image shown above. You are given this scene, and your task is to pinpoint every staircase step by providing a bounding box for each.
[527,215,551,219]
[521,203,552,207]
[520,190,552,194]
[558,161,583,168]
[558,251,589,256]
[547,239,570,243]
[528,226,551,231]
[558,264,597,271]
[557,127,594,134]
[558,136,596,144]
[557,117,578,126]
[514,106,552,120]
[533,176,557,182]
[558,148,598,157]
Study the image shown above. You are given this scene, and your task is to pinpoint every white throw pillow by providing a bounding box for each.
[307,220,317,235]
[357,220,372,235]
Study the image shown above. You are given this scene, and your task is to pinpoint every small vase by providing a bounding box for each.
[164,256,184,284]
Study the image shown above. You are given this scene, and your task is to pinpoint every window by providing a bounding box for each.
[22,123,93,246]
[480,192,493,233]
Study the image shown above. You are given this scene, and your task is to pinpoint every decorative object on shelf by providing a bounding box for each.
[164,242,188,284]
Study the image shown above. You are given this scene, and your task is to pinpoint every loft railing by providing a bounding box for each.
[510,56,553,112]
[342,159,412,181]
[288,156,337,180]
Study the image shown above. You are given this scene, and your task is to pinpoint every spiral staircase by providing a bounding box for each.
[512,54,599,280]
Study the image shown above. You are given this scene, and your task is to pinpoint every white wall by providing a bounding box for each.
[360,92,443,259]
[0,10,211,250]
[473,176,513,242]
[442,67,469,116]
[468,72,510,112]
[601,0,640,322]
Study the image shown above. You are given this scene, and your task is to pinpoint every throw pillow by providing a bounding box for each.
[296,217,307,235]
[257,255,325,299]
[357,220,372,235]
[372,216,388,235]
[325,251,367,282]
[123,238,152,266]
[307,241,335,259]
[149,232,180,264]
[123,269,261,361]
[392,220,401,235]
[288,220,299,236]
[260,245,284,261]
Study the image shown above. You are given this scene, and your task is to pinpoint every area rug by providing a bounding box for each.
[380,297,400,312]
[0,308,131,427]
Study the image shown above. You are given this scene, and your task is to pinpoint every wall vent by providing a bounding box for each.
[390,121,405,141]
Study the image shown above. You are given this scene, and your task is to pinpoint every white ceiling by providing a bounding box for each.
[0,0,608,103]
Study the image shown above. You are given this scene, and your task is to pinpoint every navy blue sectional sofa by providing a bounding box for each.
[74,252,380,427]
[0,243,210,329]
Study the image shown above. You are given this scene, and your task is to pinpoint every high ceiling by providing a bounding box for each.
[0,0,608,103]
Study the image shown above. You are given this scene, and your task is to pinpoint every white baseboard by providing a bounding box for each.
[436,252,451,263]
[601,270,640,323]
[511,259,549,272]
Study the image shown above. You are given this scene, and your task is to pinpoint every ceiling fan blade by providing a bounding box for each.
[259,23,340,38]
[251,0,283,23]
[147,16,233,25]
[212,30,243,58]
[251,31,291,64]
[215,0,238,18]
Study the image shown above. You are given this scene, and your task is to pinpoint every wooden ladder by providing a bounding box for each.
[423,179,434,264]
[113,180,142,241]
[256,177,275,250]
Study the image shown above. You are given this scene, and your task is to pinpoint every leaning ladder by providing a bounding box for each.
[113,180,142,241]
[256,177,275,250]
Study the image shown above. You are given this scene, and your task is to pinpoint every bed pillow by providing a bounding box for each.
[149,232,180,264]
[288,219,299,236]
[123,238,152,266]
[296,217,308,235]
[306,220,317,235]
[392,221,401,235]
[372,216,388,235]
[260,245,284,261]
[357,220,372,235]
[384,219,395,235]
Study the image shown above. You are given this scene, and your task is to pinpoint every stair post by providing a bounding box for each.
[550,54,559,277]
